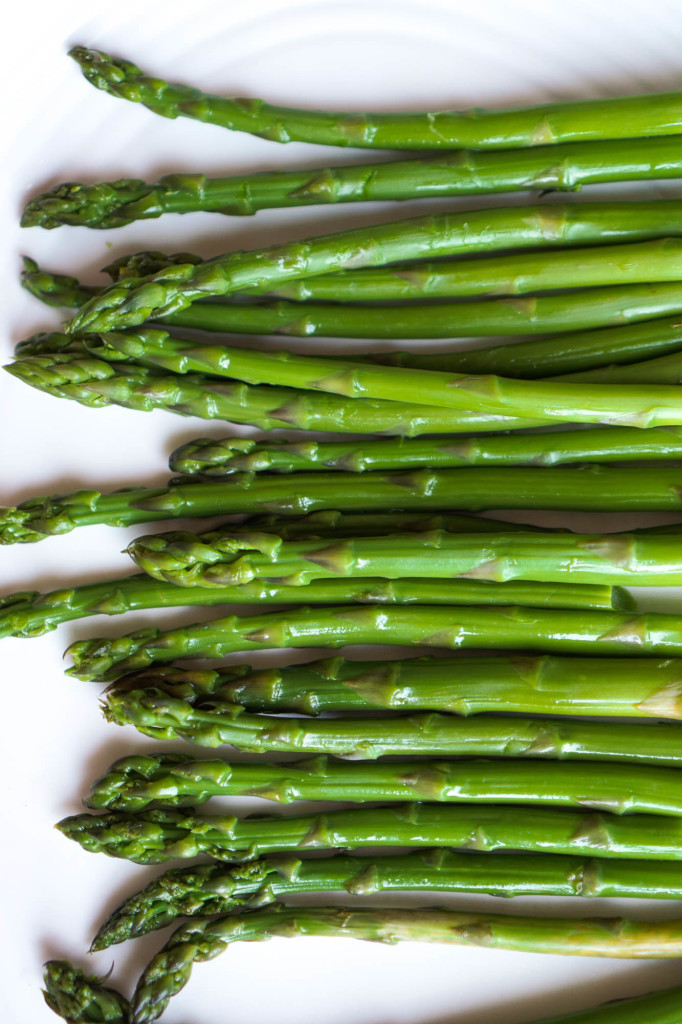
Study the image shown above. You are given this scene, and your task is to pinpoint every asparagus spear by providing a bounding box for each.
[42,960,129,1024]
[9,465,682,547]
[126,525,682,588]
[83,751,682,813]
[92,849,682,950]
[109,654,682,719]
[102,687,682,765]
[511,985,682,1024]
[24,261,682,379]
[70,47,682,151]
[57,801,682,864]
[168,427,682,476]
[28,134,682,228]
[67,199,682,333]
[131,905,682,1024]
[5,349,550,438]
[50,327,682,429]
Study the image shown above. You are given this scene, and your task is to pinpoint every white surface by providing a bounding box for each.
[5,2,682,1022]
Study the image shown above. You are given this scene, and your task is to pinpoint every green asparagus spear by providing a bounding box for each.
[9,464,682,547]
[67,199,682,333]
[109,654,682,719]
[102,686,682,765]
[42,325,682,429]
[82,750,682,813]
[168,427,682,476]
[57,801,682,865]
[131,904,682,1024]
[25,261,682,379]
[42,960,129,1024]
[5,349,550,438]
[92,849,682,950]
[29,134,682,228]
[528,985,682,1024]
[69,47,682,151]
[126,525,682,588]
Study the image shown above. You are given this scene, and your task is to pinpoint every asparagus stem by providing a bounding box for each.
[23,260,682,380]
[92,849,682,951]
[5,349,550,439]
[169,427,682,476]
[28,133,682,228]
[57,801,682,865]
[82,750,682,813]
[109,654,682,719]
[42,960,129,1024]
[130,904,682,1024]
[126,524,682,588]
[50,326,682,429]
[70,47,682,150]
[529,985,682,1024]
[66,199,682,333]
[102,686,682,765]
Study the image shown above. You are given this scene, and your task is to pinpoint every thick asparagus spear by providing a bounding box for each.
[126,525,682,588]
[40,326,682,429]
[83,751,682,813]
[102,687,682,765]
[5,349,550,437]
[70,47,682,151]
[169,427,682,476]
[110,654,682,719]
[28,136,682,228]
[67,199,682,333]
[131,905,682,1024]
[25,262,682,379]
[57,801,682,865]
[42,960,129,1024]
[92,849,682,950]
[9,465,682,547]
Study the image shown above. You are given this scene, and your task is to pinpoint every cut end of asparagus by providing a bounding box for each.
[42,959,129,1023]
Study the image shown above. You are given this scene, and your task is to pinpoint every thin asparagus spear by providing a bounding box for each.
[132,905,682,1024]
[102,687,682,765]
[70,47,682,151]
[168,427,682,476]
[66,604,682,682]
[5,349,550,438]
[63,326,682,429]
[25,261,682,379]
[57,801,682,865]
[82,751,682,813]
[67,199,682,334]
[109,654,682,719]
[514,985,682,1024]
[6,464,682,547]
[28,135,682,228]
[92,850,682,950]
[42,960,129,1024]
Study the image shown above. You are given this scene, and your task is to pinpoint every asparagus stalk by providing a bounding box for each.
[70,47,682,151]
[92,849,682,950]
[57,801,682,865]
[66,199,682,333]
[102,686,682,765]
[55,327,682,429]
[42,960,129,1024]
[83,750,682,813]
[169,427,682,476]
[25,262,682,379]
[5,349,551,439]
[109,654,682,719]
[9,464,682,547]
[126,525,682,588]
[131,905,682,1024]
[28,134,682,228]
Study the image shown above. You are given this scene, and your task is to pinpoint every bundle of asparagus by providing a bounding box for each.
[18,44,682,1024]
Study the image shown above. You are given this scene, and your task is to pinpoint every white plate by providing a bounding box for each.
[4,1,682,1021]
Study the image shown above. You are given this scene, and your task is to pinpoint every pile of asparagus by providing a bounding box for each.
[11,44,682,1024]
